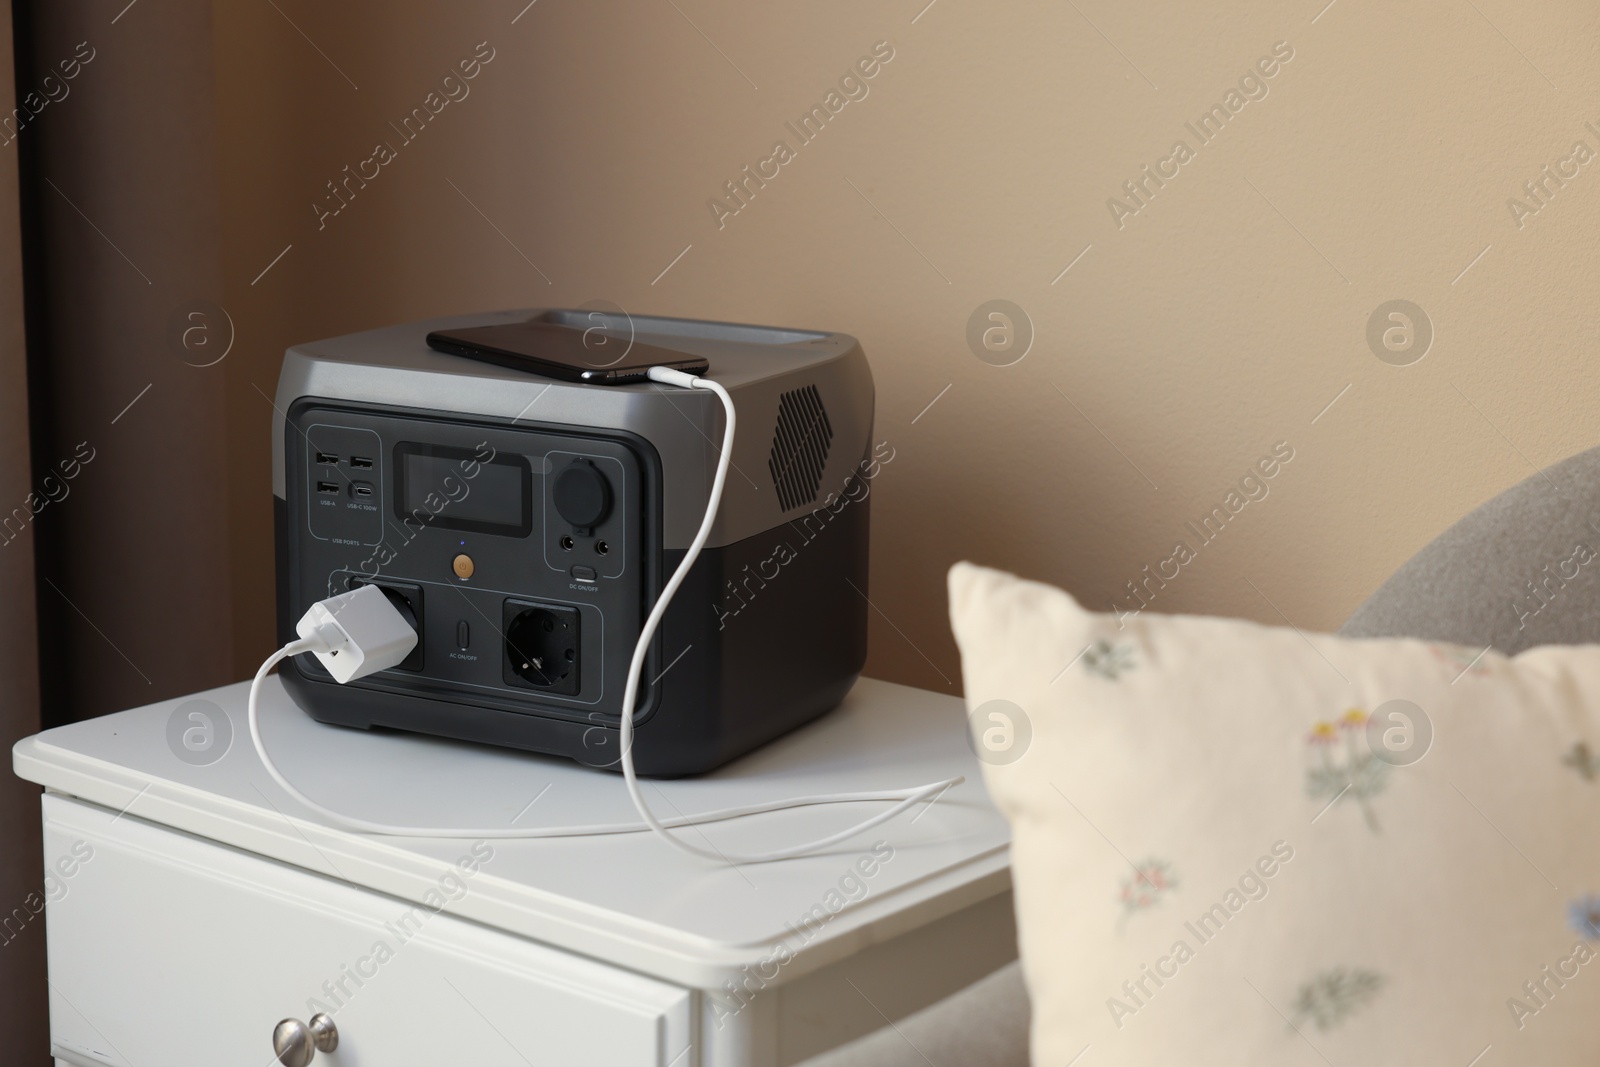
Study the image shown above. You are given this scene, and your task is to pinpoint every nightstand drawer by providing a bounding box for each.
[41,794,692,1067]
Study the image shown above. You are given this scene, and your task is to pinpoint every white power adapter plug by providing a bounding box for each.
[294,584,417,683]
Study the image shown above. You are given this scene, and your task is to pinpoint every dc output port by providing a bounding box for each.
[595,540,609,556]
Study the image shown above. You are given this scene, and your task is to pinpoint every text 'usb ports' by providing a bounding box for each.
[350,456,373,469]
[316,481,340,495]
[349,481,375,499]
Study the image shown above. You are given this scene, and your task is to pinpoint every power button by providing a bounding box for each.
[452,554,475,579]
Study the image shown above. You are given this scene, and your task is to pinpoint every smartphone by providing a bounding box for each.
[426,320,710,385]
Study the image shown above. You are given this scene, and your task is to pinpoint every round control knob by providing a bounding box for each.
[273,1013,338,1066]
[553,461,611,532]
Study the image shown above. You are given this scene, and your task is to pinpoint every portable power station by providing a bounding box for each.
[272,309,877,776]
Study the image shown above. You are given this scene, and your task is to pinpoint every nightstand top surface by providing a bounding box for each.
[14,676,1009,986]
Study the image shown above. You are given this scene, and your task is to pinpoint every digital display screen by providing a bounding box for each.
[395,444,531,536]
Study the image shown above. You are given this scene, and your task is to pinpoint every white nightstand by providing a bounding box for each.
[14,675,1014,1067]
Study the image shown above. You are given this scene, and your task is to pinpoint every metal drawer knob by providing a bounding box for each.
[272,1012,339,1066]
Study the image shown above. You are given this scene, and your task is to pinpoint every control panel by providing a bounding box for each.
[284,401,654,725]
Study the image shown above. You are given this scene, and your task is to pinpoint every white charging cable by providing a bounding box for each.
[247,365,960,860]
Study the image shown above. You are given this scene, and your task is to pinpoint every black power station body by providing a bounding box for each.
[272,310,876,777]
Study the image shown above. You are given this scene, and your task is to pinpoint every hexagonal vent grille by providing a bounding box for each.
[767,385,833,512]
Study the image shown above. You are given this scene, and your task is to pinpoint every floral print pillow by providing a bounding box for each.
[950,562,1600,1067]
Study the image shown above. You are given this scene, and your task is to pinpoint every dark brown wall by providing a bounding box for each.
[22,0,232,725]
[1,2,45,1057]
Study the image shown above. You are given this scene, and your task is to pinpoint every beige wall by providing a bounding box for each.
[214,0,1600,693]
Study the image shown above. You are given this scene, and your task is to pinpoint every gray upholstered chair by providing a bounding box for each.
[1339,446,1600,654]
[802,450,1600,1067]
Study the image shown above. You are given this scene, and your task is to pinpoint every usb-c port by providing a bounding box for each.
[317,481,340,495]
[350,481,374,499]
[315,452,338,465]
[350,456,373,469]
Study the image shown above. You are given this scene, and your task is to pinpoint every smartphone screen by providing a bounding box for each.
[426,320,710,384]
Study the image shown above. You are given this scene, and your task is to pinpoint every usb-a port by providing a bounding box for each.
[317,481,340,495]
[350,456,373,469]
[315,451,338,465]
